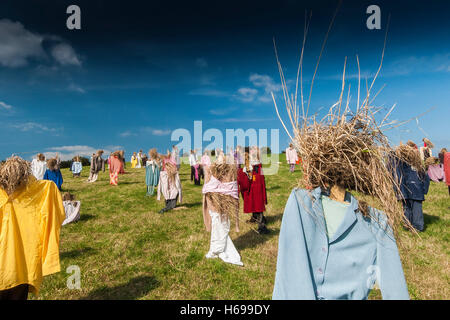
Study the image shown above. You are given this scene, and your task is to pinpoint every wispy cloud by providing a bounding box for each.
[235,87,258,102]
[209,106,238,115]
[10,121,62,134]
[68,83,86,93]
[384,54,450,76]
[45,145,122,161]
[0,101,13,110]
[188,88,230,97]
[50,43,82,66]
[119,127,171,137]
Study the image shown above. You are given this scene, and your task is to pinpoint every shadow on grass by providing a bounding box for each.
[265,213,283,225]
[78,213,96,222]
[80,276,160,300]
[61,247,96,260]
[180,202,203,208]
[423,213,440,225]
[267,185,281,191]
[233,229,277,251]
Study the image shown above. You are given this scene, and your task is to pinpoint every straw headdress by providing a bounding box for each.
[0,156,32,195]
[271,12,409,233]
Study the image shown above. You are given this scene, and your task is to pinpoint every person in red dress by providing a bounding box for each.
[237,147,269,234]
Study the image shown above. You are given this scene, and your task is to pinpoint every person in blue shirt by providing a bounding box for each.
[43,158,63,191]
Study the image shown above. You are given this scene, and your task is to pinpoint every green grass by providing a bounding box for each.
[34,154,449,300]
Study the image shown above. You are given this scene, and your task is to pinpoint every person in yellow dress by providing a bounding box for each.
[0,156,65,300]
[131,152,138,168]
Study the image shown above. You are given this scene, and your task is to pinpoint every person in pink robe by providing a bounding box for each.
[109,152,123,186]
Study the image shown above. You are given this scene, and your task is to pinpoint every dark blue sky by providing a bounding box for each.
[1,0,449,160]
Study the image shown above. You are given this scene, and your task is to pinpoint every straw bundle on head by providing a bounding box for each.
[424,156,439,168]
[47,158,58,171]
[423,138,434,149]
[0,156,32,195]
[271,13,409,233]
[206,156,238,220]
[62,192,76,201]
[406,140,417,149]
[396,143,424,172]
[148,148,158,160]
[165,162,177,184]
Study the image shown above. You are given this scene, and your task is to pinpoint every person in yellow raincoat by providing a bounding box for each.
[0,157,65,300]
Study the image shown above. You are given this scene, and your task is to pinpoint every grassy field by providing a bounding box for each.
[34,154,449,300]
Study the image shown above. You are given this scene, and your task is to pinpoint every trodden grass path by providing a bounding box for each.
[34,155,449,299]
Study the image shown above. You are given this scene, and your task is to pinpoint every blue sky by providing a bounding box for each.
[0,0,449,160]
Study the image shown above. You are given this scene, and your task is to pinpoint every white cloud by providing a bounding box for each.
[11,122,61,133]
[188,88,229,97]
[0,19,46,67]
[68,83,86,93]
[145,128,171,136]
[51,43,81,66]
[0,19,81,68]
[235,87,258,102]
[119,130,136,137]
[45,145,122,161]
[249,73,281,94]
[209,106,238,116]
[0,101,13,110]
[120,127,171,137]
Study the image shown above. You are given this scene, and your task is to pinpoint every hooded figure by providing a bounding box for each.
[0,157,65,300]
